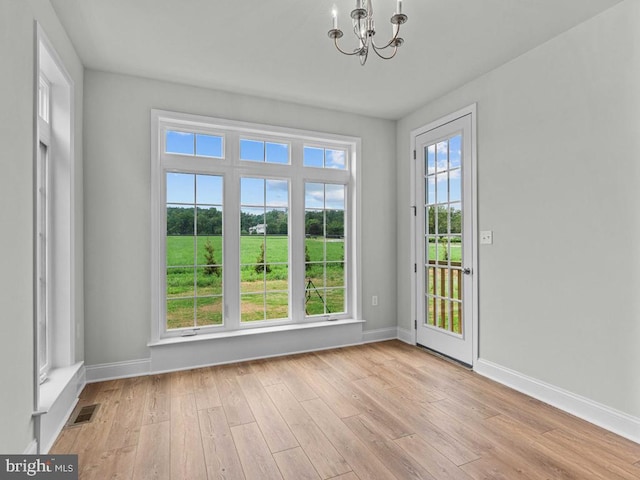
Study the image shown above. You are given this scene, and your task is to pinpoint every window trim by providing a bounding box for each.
[34,23,77,427]
[151,110,361,342]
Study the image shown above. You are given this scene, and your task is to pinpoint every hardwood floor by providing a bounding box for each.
[51,340,640,479]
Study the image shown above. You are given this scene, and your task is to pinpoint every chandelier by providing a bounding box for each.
[328,0,407,65]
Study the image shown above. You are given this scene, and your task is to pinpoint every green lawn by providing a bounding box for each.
[166,235,345,328]
[427,242,462,262]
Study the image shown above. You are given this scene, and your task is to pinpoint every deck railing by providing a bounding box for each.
[427,260,463,333]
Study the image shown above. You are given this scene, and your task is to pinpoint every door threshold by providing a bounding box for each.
[416,343,472,370]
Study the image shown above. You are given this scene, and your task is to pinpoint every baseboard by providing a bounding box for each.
[86,322,367,381]
[475,358,640,445]
[362,327,399,343]
[396,326,414,345]
[85,358,151,383]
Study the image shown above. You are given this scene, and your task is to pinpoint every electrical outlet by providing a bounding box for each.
[372,295,378,306]
[480,230,493,245]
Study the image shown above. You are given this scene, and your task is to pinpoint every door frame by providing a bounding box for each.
[409,104,479,367]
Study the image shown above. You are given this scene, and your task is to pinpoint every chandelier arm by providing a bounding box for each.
[334,37,363,56]
[371,29,400,50]
[371,44,398,60]
[371,38,394,50]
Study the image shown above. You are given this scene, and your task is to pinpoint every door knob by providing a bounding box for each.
[462,268,472,275]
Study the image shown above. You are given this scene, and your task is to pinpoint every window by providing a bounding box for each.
[305,183,345,315]
[240,139,289,164]
[240,177,289,322]
[37,73,51,382]
[151,111,358,340]
[303,146,346,169]
[166,130,224,158]
[38,75,50,123]
[166,173,224,329]
[36,139,50,381]
[35,26,75,385]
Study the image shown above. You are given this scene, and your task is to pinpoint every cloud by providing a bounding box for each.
[305,183,344,210]
[325,149,346,169]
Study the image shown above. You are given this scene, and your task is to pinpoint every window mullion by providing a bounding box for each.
[224,133,241,330]
[290,142,305,322]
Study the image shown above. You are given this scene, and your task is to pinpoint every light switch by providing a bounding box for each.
[480,230,493,245]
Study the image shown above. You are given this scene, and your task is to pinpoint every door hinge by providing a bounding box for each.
[414,319,417,329]
[412,206,416,216]
[413,149,416,160]
[414,263,417,273]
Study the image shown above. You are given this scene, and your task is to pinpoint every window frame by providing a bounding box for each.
[34,23,77,401]
[151,110,360,342]
[37,73,52,383]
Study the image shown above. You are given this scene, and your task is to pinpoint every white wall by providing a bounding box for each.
[0,0,83,453]
[397,0,640,419]
[83,70,396,367]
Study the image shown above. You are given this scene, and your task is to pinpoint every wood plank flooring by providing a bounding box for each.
[51,340,640,479]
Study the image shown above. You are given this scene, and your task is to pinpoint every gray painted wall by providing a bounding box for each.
[0,0,83,453]
[397,0,640,418]
[83,70,396,366]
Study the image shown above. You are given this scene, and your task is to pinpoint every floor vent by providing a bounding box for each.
[70,404,99,425]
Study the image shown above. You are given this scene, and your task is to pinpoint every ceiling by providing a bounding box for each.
[51,0,621,120]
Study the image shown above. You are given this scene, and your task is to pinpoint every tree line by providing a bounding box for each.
[428,206,462,236]
[167,207,344,237]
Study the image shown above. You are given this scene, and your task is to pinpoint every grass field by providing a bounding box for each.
[166,235,345,328]
[427,242,462,262]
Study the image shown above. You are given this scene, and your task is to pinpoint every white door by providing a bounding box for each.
[415,113,475,366]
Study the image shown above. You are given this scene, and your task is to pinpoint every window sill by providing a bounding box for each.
[36,362,84,413]
[148,318,365,347]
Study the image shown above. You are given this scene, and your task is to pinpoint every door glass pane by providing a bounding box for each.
[436,141,447,172]
[422,132,465,337]
[426,176,436,205]
[450,203,462,235]
[436,173,448,204]
[449,171,461,202]
[426,145,436,174]
[436,207,448,234]
[427,296,435,326]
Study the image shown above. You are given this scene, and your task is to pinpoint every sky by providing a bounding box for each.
[426,134,462,205]
[166,131,346,211]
